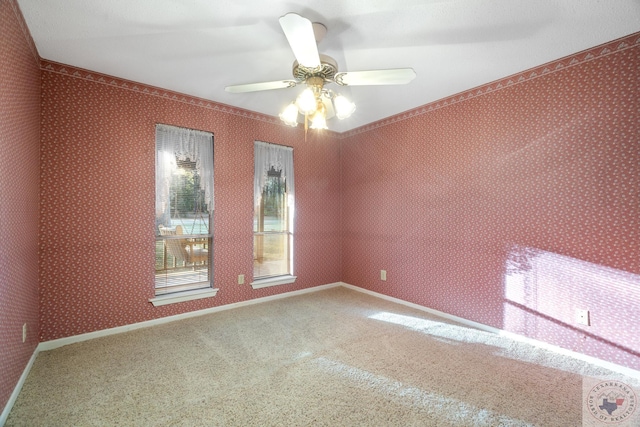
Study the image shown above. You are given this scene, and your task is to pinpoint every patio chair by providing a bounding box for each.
[158,225,208,265]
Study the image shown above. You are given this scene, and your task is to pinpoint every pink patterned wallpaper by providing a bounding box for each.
[2,0,639,413]
[39,65,342,341]
[0,0,41,413]
[341,33,640,370]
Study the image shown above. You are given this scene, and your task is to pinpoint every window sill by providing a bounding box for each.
[149,287,219,307]
[250,275,297,289]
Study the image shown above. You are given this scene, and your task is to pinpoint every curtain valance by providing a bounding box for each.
[156,124,214,217]
[254,141,294,209]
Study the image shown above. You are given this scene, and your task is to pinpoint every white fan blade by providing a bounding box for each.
[225,80,297,93]
[334,68,416,86]
[279,13,321,68]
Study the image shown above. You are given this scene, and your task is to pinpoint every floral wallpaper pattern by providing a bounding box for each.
[0,0,41,412]
[1,0,639,413]
[341,32,639,370]
[39,62,342,342]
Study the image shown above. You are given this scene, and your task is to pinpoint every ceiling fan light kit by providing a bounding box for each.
[292,75,350,131]
[309,101,328,130]
[334,94,356,120]
[279,103,299,127]
[295,83,320,114]
[225,12,416,132]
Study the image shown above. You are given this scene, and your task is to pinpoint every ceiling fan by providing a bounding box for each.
[225,13,416,130]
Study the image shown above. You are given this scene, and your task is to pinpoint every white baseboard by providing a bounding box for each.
[38,282,342,352]
[5,279,638,424]
[340,282,640,380]
[0,346,38,427]
[2,282,341,423]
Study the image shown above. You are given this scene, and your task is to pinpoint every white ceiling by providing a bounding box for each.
[17,0,640,133]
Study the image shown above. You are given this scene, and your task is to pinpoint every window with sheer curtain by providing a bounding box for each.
[155,124,214,296]
[253,141,296,287]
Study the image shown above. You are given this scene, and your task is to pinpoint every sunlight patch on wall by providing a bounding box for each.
[503,245,640,368]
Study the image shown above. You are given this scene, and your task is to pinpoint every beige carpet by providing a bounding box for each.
[6,287,639,426]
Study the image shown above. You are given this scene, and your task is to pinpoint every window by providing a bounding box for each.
[252,141,296,288]
[153,124,215,302]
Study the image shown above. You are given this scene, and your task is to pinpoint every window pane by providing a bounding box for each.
[155,125,213,295]
[160,163,210,235]
[254,233,290,278]
[254,175,286,233]
[253,141,294,281]
[155,237,210,295]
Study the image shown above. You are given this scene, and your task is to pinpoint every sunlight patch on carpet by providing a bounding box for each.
[312,357,533,426]
[368,312,510,348]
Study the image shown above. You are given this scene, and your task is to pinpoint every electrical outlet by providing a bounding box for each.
[380,270,387,281]
[22,323,27,343]
[576,309,590,326]
[238,274,245,285]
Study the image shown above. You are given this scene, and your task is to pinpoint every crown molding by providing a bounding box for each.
[39,30,639,139]
[341,32,640,138]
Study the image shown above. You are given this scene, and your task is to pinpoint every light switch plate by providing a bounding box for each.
[576,309,590,326]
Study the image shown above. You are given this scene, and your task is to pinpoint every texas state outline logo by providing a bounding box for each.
[585,380,637,425]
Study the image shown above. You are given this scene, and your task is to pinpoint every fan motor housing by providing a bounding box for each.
[292,54,338,83]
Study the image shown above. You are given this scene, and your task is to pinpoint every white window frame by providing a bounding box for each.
[251,141,296,289]
[150,124,217,305]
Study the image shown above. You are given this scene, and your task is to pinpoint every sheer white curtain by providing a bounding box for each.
[254,140,294,215]
[253,141,295,206]
[155,124,214,219]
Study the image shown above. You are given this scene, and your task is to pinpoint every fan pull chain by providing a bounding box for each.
[304,113,309,142]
